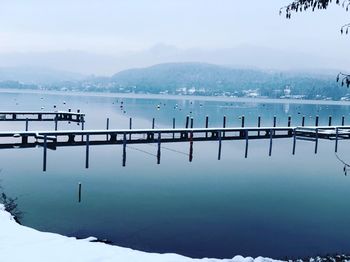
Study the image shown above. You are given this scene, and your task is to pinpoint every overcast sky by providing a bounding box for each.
[0,0,349,74]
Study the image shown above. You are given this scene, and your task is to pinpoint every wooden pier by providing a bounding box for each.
[0,110,84,123]
[0,124,348,171]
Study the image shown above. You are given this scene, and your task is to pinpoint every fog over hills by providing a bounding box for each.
[0,44,346,76]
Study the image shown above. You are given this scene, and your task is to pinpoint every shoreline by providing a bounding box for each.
[1,88,350,106]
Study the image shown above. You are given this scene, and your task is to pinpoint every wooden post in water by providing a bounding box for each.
[185,116,189,128]
[129,118,132,140]
[54,115,58,131]
[302,116,305,127]
[152,118,155,129]
[241,115,245,128]
[190,118,194,128]
[81,120,85,142]
[122,133,127,167]
[43,135,47,172]
[314,128,318,154]
[218,131,222,160]
[189,131,193,162]
[85,134,90,169]
[223,116,226,137]
[292,128,296,155]
[245,130,249,158]
[315,116,319,127]
[328,116,332,126]
[257,116,261,136]
[205,116,209,138]
[78,183,82,203]
[273,116,276,127]
[288,116,291,127]
[106,118,110,140]
[335,127,339,153]
[342,116,345,126]
[157,132,161,165]
[25,118,29,131]
[269,129,273,156]
[172,118,176,139]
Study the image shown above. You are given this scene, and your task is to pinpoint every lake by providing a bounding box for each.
[1,90,350,259]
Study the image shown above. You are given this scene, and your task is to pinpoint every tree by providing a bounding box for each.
[280,0,350,87]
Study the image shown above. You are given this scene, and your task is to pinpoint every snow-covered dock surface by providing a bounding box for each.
[0,205,279,262]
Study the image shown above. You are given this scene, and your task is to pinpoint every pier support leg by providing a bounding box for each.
[257,116,261,136]
[218,131,222,160]
[122,133,127,167]
[157,132,161,165]
[205,116,209,138]
[292,129,296,155]
[335,127,339,153]
[314,128,319,154]
[106,118,109,140]
[85,134,90,169]
[25,118,29,131]
[189,131,193,162]
[172,118,176,139]
[78,183,82,203]
[43,135,47,172]
[269,129,273,156]
[245,130,249,158]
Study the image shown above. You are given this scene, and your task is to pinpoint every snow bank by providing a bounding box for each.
[0,204,280,262]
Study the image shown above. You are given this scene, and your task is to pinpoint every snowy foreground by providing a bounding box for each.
[0,205,280,262]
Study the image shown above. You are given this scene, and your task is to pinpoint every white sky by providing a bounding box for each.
[0,0,349,73]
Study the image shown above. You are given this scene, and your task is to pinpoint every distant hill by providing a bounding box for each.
[111,63,274,92]
[0,66,85,84]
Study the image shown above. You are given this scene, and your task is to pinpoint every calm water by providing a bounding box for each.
[1,91,350,259]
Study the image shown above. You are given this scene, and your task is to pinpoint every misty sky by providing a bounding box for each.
[0,0,349,74]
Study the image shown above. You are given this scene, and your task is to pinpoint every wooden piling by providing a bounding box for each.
[189,131,193,162]
[85,134,89,169]
[292,129,296,155]
[223,116,226,137]
[152,118,155,129]
[43,135,47,172]
[245,130,249,158]
[157,132,161,165]
[269,129,273,156]
[328,115,332,126]
[78,183,82,203]
[106,118,110,140]
[288,116,291,127]
[54,115,58,131]
[273,116,276,127]
[185,116,189,128]
[129,118,132,140]
[218,131,222,160]
[315,116,319,127]
[302,116,305,127]
[25,118,29,131]
[172,118,176,139]
[335,127,339,153]
[342,116,345,126]
[205,116,209,138]
[190,118,194,129]
[257,116,261,136]
[241,116,245,128]
[314,128,318,154]
[122,133,127,167]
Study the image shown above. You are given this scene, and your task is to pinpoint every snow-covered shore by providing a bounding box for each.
[0,204,279,262]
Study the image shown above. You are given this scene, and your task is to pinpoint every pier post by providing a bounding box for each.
[328,116,332,126]
[106,118,110,140]
[314,128,318,154]
[189,131,193,162]
[43,135,47,172]
[241,115,245,128]
[269,129,273,156]
[257,116,261,136]
[129,118,132,140]
[335,127,339,153]
[172,118,176,139]
[288,116,291,127]
[122,133,127,167]
[342,116,345,126]
[190,118,194,129]
[25,118,29,131]
[85,134,89,169]
[54,116,58,131]
[292,129,296,155]
[302,116,305,127]
[152,118,155,129]
[218,131,222,160]
[185,116,189,128]
[273,116,276,127]
[245,130,249,158]
[78,183,82,203]
[223,116,226,137]
[157,132,161,165]
[315,116,319,127]
[81,120,85,141]
[205,116,209,138]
